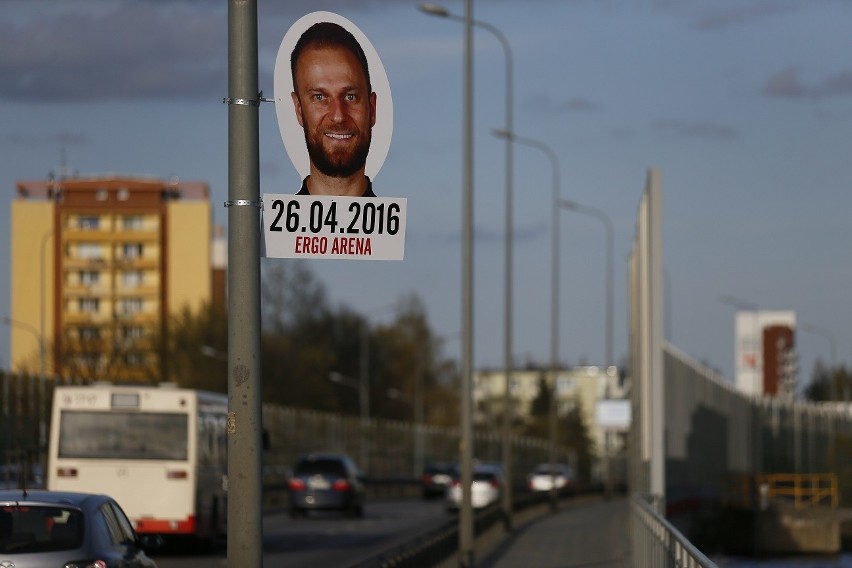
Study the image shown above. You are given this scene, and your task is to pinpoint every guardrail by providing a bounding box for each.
[756,474,838,509]
[631,493,717,568]
[723,473,839,510]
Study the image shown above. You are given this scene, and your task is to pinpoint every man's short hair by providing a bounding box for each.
[291,21,372,93]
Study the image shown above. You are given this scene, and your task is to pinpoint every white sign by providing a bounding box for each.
[262,194,407,261]
[595,399,631,431]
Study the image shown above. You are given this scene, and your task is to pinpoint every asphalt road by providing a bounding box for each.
[151,498,449,568]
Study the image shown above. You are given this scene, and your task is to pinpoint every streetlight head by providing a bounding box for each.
[418,3,449,17]
[559,199,578,210]
[491,128,511,140]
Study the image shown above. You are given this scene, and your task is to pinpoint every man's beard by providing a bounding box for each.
[304,127,372,178]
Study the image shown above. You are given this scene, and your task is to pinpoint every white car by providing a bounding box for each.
[527,463,575,492]
[446,464,503,511]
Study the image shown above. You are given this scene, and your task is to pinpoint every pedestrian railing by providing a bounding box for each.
[631,493,717,568]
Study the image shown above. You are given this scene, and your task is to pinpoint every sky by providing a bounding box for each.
[2,0,851,391]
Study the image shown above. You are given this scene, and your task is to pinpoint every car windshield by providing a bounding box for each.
[294,458,346,477]
[534,465,565,475]
[0,505,84,554]
[473,471,498,482]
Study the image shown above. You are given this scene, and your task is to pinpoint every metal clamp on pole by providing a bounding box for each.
[224,199,263,208]
[222,91,274,106]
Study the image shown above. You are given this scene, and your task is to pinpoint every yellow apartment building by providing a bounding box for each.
[10,175,212,382]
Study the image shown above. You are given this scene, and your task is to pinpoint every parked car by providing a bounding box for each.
[288,453,365,518]
[0,489,161,567]
[527,463,575,493]
[421,462,458,499]
[446,463,503,511]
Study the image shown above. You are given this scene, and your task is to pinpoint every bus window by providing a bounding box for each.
[58,411,188,461]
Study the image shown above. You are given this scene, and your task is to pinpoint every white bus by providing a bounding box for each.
[47,383,228,543]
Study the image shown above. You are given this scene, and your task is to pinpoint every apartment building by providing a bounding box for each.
[10,175,212,382]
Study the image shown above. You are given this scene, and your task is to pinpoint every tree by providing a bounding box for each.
[161,302,228,392]
[805,360,852,402]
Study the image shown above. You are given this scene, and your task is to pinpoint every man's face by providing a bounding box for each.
[292,45,376,178]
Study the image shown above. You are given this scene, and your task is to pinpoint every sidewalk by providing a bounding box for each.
[479,496,631,568]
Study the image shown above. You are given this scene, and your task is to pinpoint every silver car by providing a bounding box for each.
[0,490,161,568]
[446,464,503,511]
[527,463,575,493]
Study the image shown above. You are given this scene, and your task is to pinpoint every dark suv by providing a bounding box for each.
[288,453,365,518]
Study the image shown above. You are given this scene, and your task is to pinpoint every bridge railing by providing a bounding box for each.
[631,493,718,568]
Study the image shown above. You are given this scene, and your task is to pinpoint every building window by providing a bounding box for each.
[122,243,143,259]
[124,352,146,367]
[119,298,143,314]
[122,216,144,231]
[122,270,143,287]
[79,216,100,230]
[79,270,100,286]
[96,188,108,201]
[78,243,103,260]
[556,376,576,395]
[122,326,145,340]
[77,354,101,368]
[78,326,100,341]
[79,298,100,313]
[117,188,130,201]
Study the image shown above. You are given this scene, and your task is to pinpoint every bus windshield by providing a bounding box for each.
[58,410,189,461]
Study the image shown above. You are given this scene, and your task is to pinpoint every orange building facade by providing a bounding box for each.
[10,175,213,382]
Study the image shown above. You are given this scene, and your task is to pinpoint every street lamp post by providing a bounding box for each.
[801,323,838,401]
[493,129,561,509]
[329,370,369,469]
[418,1,516,530]
[419,2,475,564]
[559,200,614,370]
[2,316,45,454]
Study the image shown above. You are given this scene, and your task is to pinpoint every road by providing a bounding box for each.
[152,498,449,568]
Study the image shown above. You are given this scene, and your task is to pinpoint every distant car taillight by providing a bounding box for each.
[422,474,433,484]
[490,479,500,489]
[288,479,306,491]
[332,479,351,492]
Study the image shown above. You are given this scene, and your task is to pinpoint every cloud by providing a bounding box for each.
[764,67,852,99]
[650,118,739,140]
[0,1,226,102]
[4,131,91,147]
[527,93,602,114]
[692,1,799,30]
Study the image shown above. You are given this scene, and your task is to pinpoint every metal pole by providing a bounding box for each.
[494,132,561,509]
[548,148,560,512]
[418,3,514,530]
[227,0,262,566]
[801,323,837,401]
[39,228,53,450]
[1,317,44,458]
[360,323,370,471]
[460,0,474,564]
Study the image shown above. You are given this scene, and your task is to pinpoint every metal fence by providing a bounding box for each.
[631,493,718,568]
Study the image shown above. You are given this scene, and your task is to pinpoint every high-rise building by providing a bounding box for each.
[733,310,797,396]
[10,175,213,382]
